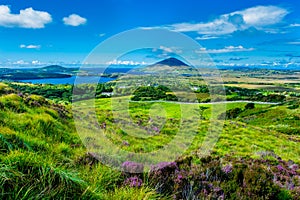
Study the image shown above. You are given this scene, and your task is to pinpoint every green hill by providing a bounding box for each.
[41,65,78,73]
[0,82,299,199]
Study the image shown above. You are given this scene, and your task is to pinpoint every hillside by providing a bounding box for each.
[1,82,300,199]
[74,95,300,199]
[0,83,165,199]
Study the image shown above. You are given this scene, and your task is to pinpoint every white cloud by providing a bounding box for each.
[159,45,173,53]
[232,6,288,27]
[13,60,29,65]
[20,44,41,49]
[63,14,87,26]
[11,59,43,65]
[195,35,219,40]
[0,5,52,28]
[168,20,237,35]
[196,45,255,54]
[150,5,289,35]
[149,46,183,59]
[289,23,300,27]
[158,46,182,53]
[32,60,41,65]
[98,33,106,37]
[106,60,147,65]
[286,39,300,45]
[288,41,300,45]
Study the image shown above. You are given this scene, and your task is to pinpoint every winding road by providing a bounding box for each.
[129,100,280,105]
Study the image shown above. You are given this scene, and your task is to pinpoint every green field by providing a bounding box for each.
[73,97,300,163]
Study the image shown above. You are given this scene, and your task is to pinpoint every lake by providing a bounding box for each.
[19,76,116,85]
[15,66,136,84]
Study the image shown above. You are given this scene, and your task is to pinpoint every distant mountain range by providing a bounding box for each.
[0,65,119,81]
[0,65,76,81]
[0,58,198,82]
[40,65,76,73]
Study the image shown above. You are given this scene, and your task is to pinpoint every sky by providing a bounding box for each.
[0,0,300,68]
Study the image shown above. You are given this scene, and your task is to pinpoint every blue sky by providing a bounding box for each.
[0,0,300,68]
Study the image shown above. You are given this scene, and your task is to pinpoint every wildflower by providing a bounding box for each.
[213,187,222,193]
[122,161,144,173]
[151,161,178,172]
[18,92,24,97]
[222,164,233,174]
[122,140,130,146]
[289,164,299,171]
[287,182,295,190]
[124,176,142,187]
[277,164,284,171]
[219,193,225,200]
[175,173,183,183]
[152,126,159,132]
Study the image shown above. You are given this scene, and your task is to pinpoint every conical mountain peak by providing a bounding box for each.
[154,57,189,67]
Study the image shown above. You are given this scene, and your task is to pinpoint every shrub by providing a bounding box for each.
[145,155,298,199]
[245,102,255,109]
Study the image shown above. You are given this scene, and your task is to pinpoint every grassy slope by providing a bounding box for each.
[197,102,300,162]
[0,84,161,199]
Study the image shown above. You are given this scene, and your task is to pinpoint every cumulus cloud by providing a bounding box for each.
[196,45,255,54]
[20,44,41,49]
[147,5,289,36]
[240,6,287,26]
[0,5,52,28]
[63,14,87,26]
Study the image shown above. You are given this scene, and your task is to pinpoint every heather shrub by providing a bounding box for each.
[148,161,179,195]
[144,154,299,199]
